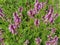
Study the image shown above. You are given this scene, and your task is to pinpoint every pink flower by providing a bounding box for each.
[13,12,21,26]
[42,7,55,24]
[27,9,36,18]
[0,8,4,18]
[0,13,4,17]
[46,41,50,45]
[35,37,42,45]
[44,7,53,19]
[9,24,17,34]
[50,36,58,45]
[51,28,56,34]
[34,1,43,11]
[34,19,40,26]
[27,0,45,18]
[46,35,58,45]
[18,7,23,13]
[49,17,54,23]
[54,35,58,41]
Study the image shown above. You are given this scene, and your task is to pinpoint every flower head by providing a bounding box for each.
[44,7,53,19]
[51,28,56,34]
[19,7,23,13]
[13,12,21,26]
[34,1,43,11]
[35,37,42,45]
[42,7,55,24]
[49,17,54,23]
[46,35,58,45]
[46,41,50,45]
[9,24,17,34]
[27,9,36,18]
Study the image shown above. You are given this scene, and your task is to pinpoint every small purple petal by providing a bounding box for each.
[0,8,3,13]
[19,7,23,13]
[34,19,40,26]
[54,13,58,18]
[0,13,4,17]
[51,28,56,34]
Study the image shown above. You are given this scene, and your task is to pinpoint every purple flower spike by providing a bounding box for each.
[13,12,21,26]
[42,7,55,24]
[27,9,36,18]
[54,35,58,41]
[0,13,4,18]
[19,7,23,13]
[44,7,53,19]
[35,37,42,45]
[48,7,53,15]
[33,9,37,15]
[46,35,58,45]
[34,19,40,26]
[50,36,58,45]
[34,2,43,11]
[9,24,17,34]
[49,17,54,23]
[0,8,4,18]
[51,28,56,34]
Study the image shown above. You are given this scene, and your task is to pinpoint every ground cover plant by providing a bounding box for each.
[0,0,60,45]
